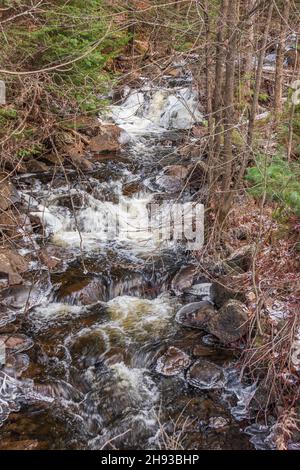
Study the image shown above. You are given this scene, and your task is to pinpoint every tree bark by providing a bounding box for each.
[247,2,273,150]
[222,0,238,194]
[243,0,255,99]
[213,0,229,179]
[274,0,290,118]
[203,0,215,197]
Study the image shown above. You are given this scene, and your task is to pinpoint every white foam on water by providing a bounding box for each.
[28,302,86,331]
[33,189,194,253]
[72,294,178,347]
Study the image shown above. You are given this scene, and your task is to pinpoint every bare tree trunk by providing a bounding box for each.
[247,2,273,150]
[202,0,215,197]
[274,0,290,118]
[287,33,300,161]
[222,0,238,194]
[213,0,229,179]
[127,1,136,56]
[243,0,255,99]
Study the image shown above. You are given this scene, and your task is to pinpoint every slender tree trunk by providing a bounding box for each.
[127,1,136,56]
[247,2,273,150]
[243,0,255,99]
[213,0,229,179]
[274,0,290,118]
[203,0,215,197]
[222,0,238,194]
[287,33,300,161]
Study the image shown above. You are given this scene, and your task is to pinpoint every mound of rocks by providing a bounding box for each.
[175,299,249,344]
[175,300,216,330]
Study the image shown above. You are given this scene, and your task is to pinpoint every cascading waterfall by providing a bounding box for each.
[0,70,259,450]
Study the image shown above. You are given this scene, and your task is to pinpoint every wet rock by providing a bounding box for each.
[0,211,32,238]
[210,279,245,309]
[54,272,105,305]
[88,123,124,154]
[51,192,88,211]
[39,246,64,270]
[0,279,50,310]
[155,174,182,192]
[186,359,224,389]
[70,153,94,171]
[0,249,28,285]
[201,334,222,347]
[193,344,217,358]
[2,352,30,377]
[0,334,33,354]
[208,416,229,429]
[155,346,191,376]
[0,174,20,211]
[155,165,188,192]
[175,301,216,330]
[226,245,254,272]
[171,265,197,295]
[207,299,249,344]
[163,165,189,179]
[122,180,142,196]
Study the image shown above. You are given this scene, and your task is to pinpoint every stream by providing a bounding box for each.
[0,67,259,450]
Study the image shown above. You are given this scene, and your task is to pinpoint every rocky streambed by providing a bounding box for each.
[0,66,267,450]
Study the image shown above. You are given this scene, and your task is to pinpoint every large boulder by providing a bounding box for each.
[175,300,216,330]
[207,299,249,344]
[88,123,126,154]
[155,346,191,376]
